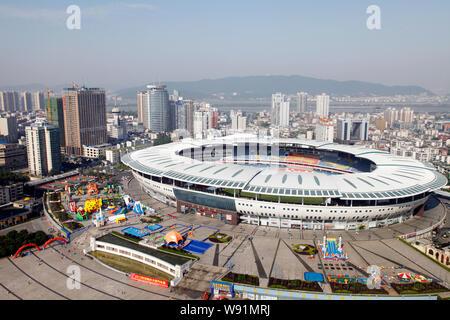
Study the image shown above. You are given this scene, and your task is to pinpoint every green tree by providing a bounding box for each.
[6,230,18,241]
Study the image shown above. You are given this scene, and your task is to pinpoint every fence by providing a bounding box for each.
[399,198,447,242]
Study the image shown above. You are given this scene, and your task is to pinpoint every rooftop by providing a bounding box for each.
[96,233,192,266]
[122,134,448,200]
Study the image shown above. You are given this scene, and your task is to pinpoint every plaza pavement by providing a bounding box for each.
[0,176,447,300]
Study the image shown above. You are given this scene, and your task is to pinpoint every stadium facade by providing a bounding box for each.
[122,134,447,230]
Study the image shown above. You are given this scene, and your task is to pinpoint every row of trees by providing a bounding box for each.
[0,170,30,186]
[0,230,49,258]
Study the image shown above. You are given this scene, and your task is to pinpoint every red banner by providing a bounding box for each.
[129,273,169,288]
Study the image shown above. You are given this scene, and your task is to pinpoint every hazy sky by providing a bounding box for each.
[0,0,449,93]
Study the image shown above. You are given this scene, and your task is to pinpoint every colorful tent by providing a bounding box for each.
[397,272,412,282]
[164,231,184,246]
[412,274,431,283]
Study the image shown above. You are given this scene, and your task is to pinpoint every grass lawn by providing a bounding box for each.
[111,231,140,243]
[90,250,174,281]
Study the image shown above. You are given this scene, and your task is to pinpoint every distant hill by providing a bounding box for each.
[115,75,434,100]
[0,83,74,93]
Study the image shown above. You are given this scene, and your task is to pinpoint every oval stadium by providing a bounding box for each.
[121,134,448,230]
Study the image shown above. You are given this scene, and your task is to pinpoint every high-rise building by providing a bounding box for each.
[62,87,107,155]
[142,85,170,132]
[350,119,369,141]
[185,100,195,137]
[271,93,289,127]
[45,97,66,147]
[174,99,188,131]
[316,93,330,118]
[296,92,308,113]
[0,92,5,112]
[337,118,368,142]
[33,91,45,110]
[384,107,398,128]
[137,91,147,125]
[399,107,414,123]
[21,92,33,112]
[0,116,18,143]
[193,111,206,139]
[315,118,334,142]
[108,108,127,140]
[230,110,247,132]
[336,118,352,142]
[0,91,20,112]
[25,122,61,176]
[210,107,219,128]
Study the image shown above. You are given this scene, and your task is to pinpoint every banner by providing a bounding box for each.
[129,273,169,288]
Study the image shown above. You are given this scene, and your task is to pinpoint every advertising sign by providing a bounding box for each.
[129,273,169,288]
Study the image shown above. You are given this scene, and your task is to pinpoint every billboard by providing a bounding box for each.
[129,273,169,288]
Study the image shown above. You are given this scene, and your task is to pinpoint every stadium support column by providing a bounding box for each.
[350,200,353,207]
[278,196,281,203]
[233,189,236,197]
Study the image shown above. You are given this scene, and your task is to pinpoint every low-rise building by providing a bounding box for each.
[0,143,27,170]
[83,144,112,159]
[105,149,121,164]
[0,182,24,205]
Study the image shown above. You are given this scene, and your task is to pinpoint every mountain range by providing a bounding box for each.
[114,75,434,100]
[1,75,434,99]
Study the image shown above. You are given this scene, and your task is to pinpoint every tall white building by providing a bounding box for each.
[315,118,334,142]
[230,110,247,131]
[25,122,61,176]
[399,107,414,123]
[107,108,127,140]
[384,107,398,128]
[193,111,207,139]
[33,91,45,110]
[315,93,330,118]
[271,93,289,127]
[296,92,307,113]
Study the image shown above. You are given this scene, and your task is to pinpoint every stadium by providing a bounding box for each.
[122,134,447,230]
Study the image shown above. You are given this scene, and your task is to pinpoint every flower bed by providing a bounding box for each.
[292,244,318,255]
[221,272,259,286]
[140,215,161,224]
[391,282,448,295]
[208,233,232,243]
[330,282,387,295]
[48,192,61,202]
[62,221,84,232]
[268,277,322,292]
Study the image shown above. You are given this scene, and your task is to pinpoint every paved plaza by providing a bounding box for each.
[0,176,448,300]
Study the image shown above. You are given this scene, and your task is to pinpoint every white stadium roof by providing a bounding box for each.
[122,134,447,200]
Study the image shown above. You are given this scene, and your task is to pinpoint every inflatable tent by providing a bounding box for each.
[164,231,184,247]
